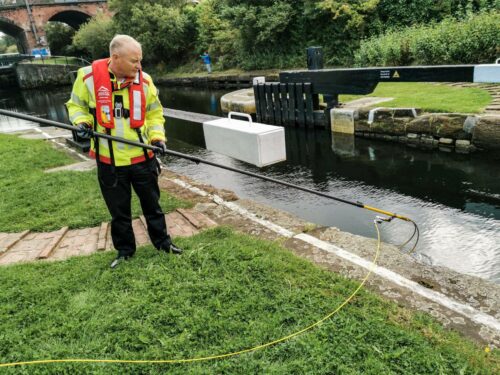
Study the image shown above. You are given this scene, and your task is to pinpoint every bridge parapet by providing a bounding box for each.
[0,0,107,10]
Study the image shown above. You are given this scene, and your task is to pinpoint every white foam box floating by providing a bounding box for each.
[203,112,286,167]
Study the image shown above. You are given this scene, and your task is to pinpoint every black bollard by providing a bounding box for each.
[306,47,324,70]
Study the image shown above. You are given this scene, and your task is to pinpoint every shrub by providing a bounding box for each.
[354,11,500,66]
[72,14,115,60]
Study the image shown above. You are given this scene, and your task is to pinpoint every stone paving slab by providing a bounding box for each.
[0,210,217,266]
[0,230,63,265]
[97,222,108,251]
[38,227,69,259]
[178,208,218,230]
[50,227,100,261]
[133,218,150,247]
[167,212,198,237]
[0,230,29,254]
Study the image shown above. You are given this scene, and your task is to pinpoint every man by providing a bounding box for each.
[200,52,212,74]
[66,34,182,269]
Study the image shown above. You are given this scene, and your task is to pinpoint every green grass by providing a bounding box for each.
[339,82,492,113]
[0,227,497,374]
[0,134,191,232]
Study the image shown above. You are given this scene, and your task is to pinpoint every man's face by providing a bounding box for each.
[112,45,142,79]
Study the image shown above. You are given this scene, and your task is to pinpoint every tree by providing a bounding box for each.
[0,34,18,54]
[72,14,115,60]
[110,0,197,65]
[45,22,75,56]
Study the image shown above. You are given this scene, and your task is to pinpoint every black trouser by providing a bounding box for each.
[97,158,171,257]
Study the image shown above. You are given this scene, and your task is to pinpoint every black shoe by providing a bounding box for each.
[110,255,130,269]
[163,243,183,255]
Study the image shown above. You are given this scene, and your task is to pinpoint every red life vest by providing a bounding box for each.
[91,58,146,129]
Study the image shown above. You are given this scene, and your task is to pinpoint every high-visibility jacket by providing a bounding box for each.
[66,60,166,166]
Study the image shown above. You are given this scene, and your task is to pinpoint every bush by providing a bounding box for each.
[354,11,500,66]
[45,22,76,56]
[72,14,115,60]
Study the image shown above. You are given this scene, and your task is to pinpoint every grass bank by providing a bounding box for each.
[0,227,498,374]
[340,82,492,113]
[0,134,190,232]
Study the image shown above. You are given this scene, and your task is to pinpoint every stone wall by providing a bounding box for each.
[0,70,17,88]
[15,63,80,89]
[332,107,500,152]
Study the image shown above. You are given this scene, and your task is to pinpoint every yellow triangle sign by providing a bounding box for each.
[393,71,400,78]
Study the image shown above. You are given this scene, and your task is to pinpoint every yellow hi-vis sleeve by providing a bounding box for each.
[65,68,94,127]
[143,72,166,143]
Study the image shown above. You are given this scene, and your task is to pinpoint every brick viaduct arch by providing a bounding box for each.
[0,1,110,54]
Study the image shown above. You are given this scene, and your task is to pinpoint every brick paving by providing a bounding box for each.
[0,209,218,266]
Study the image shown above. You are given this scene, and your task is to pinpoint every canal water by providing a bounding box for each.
[1,86,499,284]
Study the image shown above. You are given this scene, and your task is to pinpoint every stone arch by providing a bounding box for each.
[0,17,28,53]
[47,10,92,30]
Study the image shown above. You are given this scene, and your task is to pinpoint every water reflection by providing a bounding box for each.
[1,85,498,283]
[0,87,70,123]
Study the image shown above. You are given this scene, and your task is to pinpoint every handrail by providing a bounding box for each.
[20,55,90,67]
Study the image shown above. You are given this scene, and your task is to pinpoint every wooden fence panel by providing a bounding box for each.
[280,83,289,126]
[254,82,323,128]
[288,83,296,127]
[265,83,275,124]
[296,83,305,127]
[304,83,314,128]
[272,83,282,126]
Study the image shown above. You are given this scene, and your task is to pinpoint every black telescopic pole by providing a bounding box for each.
[0,109,413,223]
[0,109,361,208]
[0,109,157,152]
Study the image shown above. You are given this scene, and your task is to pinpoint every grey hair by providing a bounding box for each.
[109,35,141,55]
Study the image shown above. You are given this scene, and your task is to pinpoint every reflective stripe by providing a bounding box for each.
[147,101,161,111]
[71,93,88,107]
[143,83,149,98]
[133,91,142,121]
[82,66,92,75]
[98,137,108,151]
[114,117,125,150]
[149,124,164,132]
[70,112,88,123]
[85,76,95,99]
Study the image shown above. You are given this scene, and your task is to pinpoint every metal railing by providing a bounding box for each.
[0,53,35,67]
[21,55,90,67]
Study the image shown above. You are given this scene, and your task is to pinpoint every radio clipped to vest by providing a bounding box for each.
[113,95,130,119]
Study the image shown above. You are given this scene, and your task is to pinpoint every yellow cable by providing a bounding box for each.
[0,222,383,368]
[363,205,411,222]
